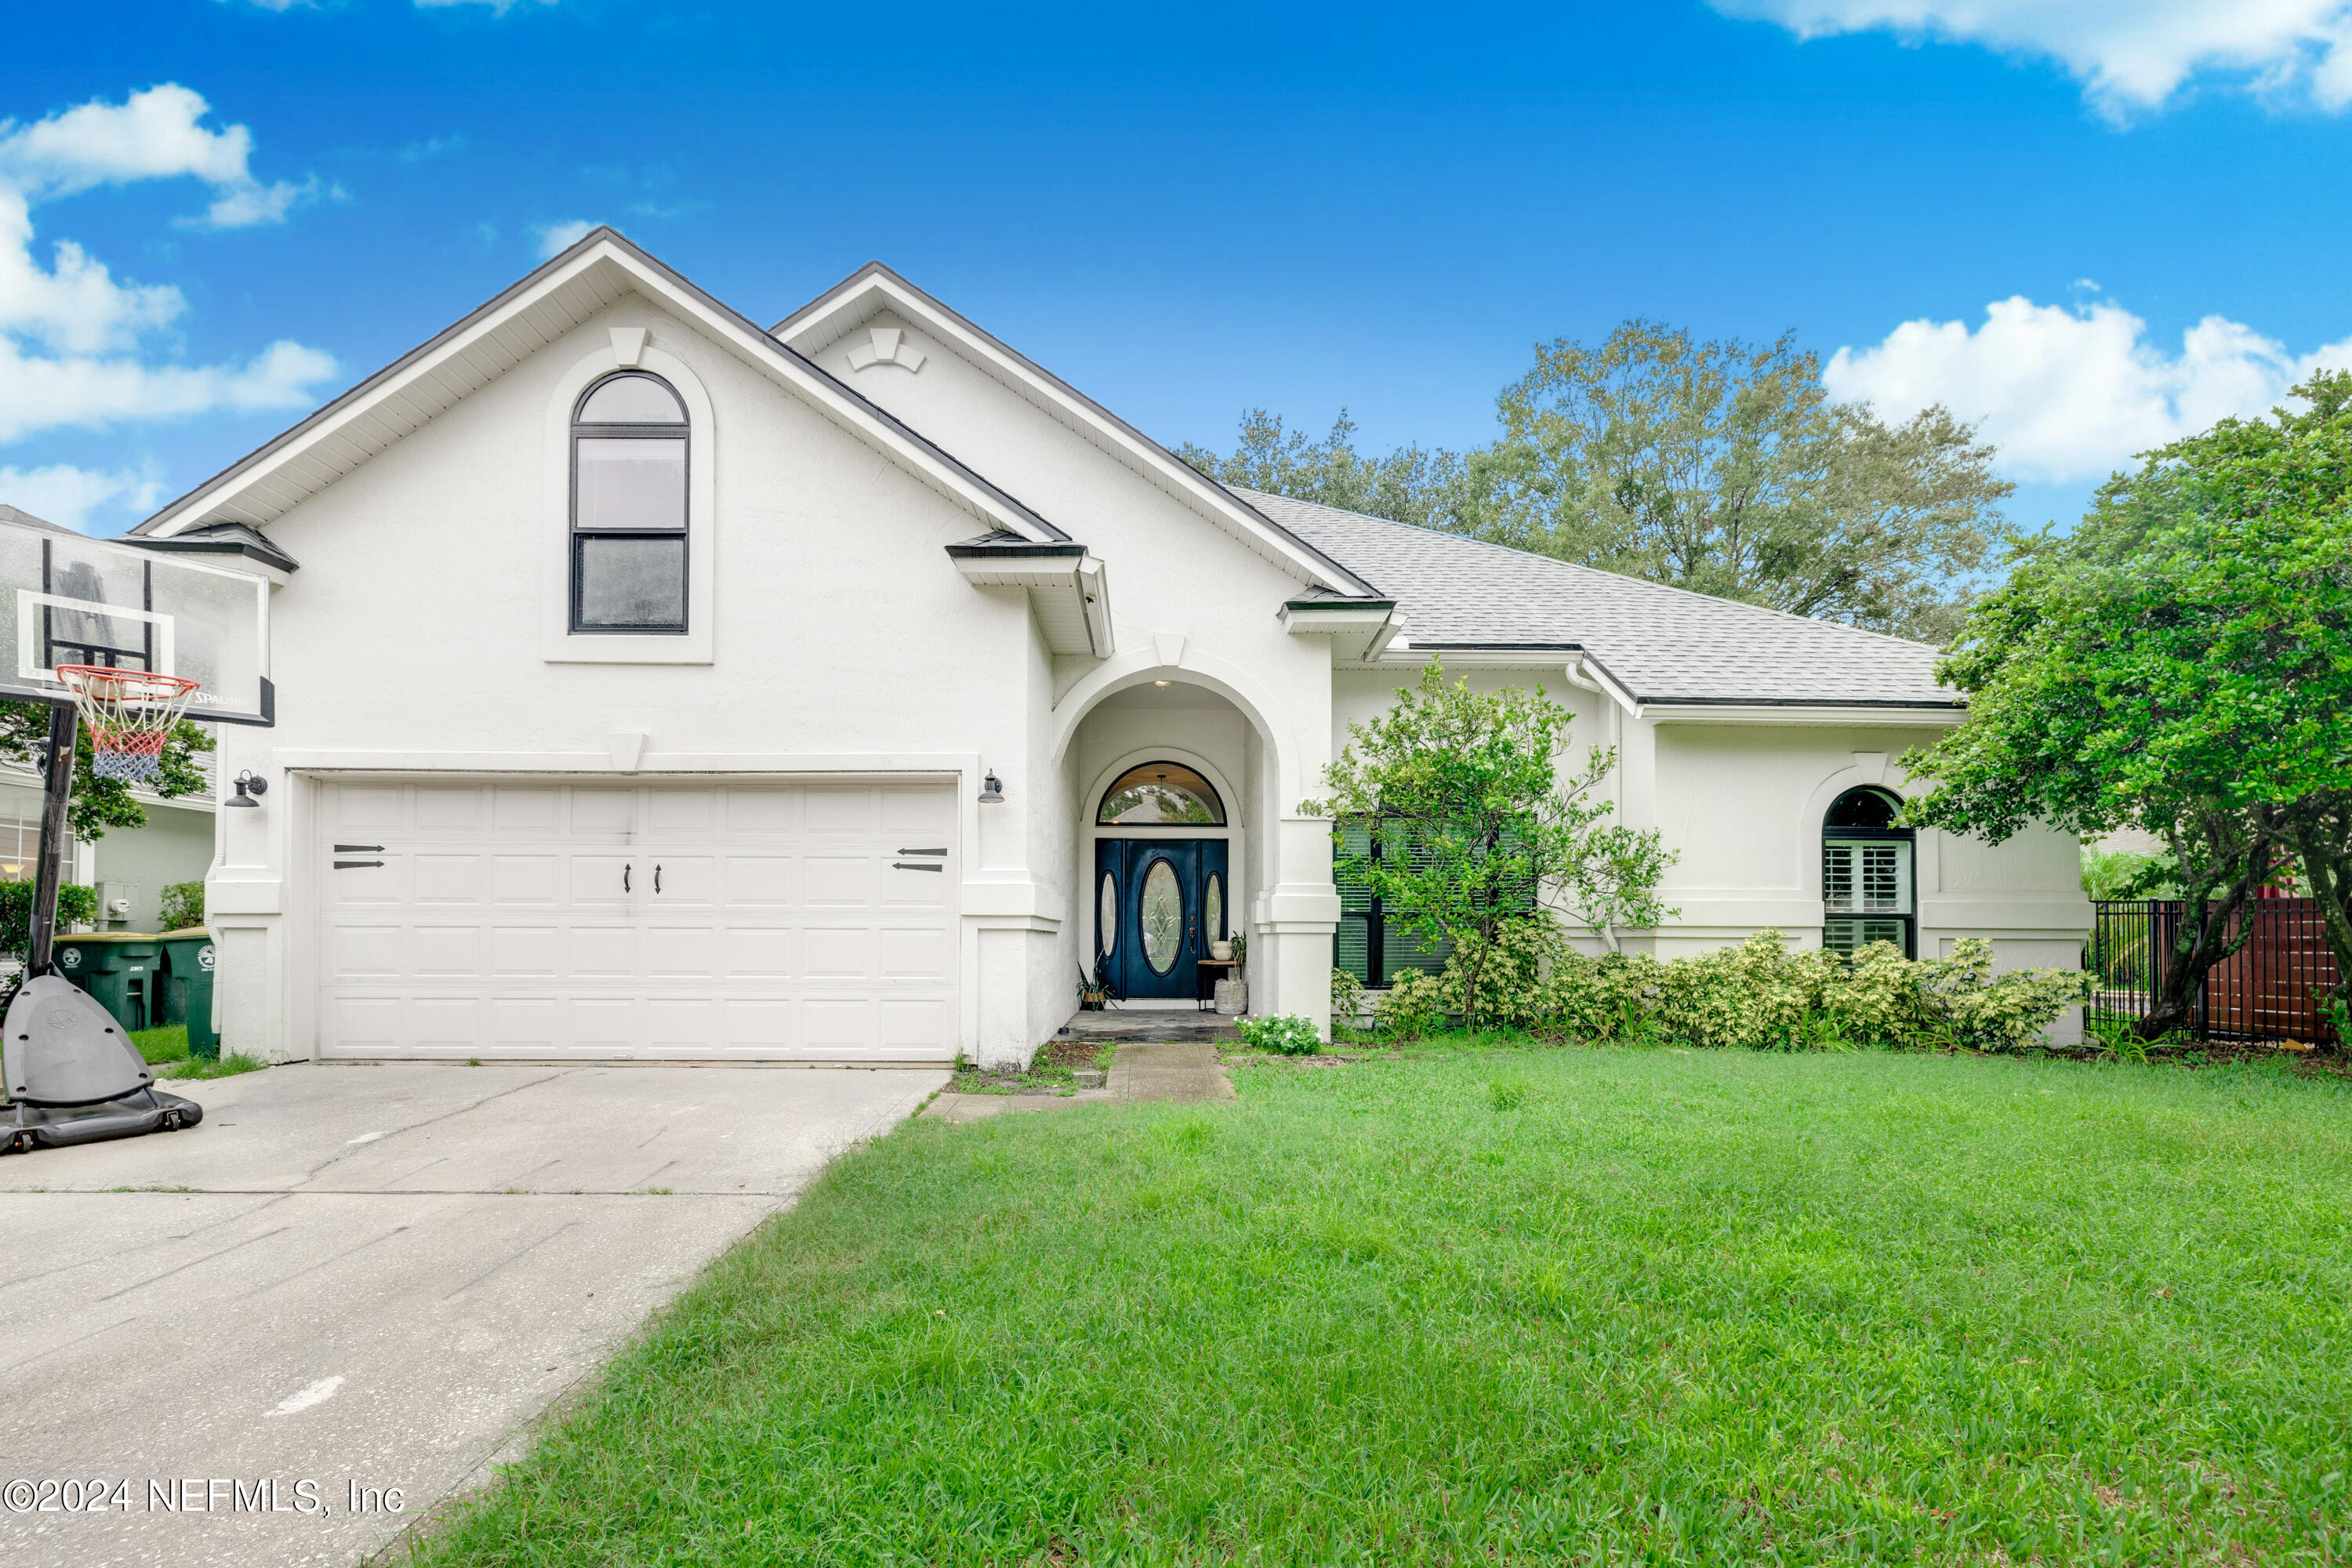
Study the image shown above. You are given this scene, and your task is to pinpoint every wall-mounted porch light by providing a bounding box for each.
[978,771,1004,804]
[227,769,269,810]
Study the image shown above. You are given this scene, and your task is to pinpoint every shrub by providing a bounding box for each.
[1364,924,2088,1052]
[1236,1014,1322,1056]
[158,880,204,932]
[1330,967,1367,1030]
[0,880,99,962]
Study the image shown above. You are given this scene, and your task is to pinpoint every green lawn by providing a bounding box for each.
[129,1021,264,1079]
[420,1045,2352,1566]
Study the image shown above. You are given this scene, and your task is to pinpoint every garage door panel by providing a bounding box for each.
[803,788,873,835]
[489,925,561,978]
[318,779,956,1061]
[494,786,561,833]
[330,924,405,980]
[879,997,948,1047]
[567,855,633,906]
[881,862,949,908]
[327,857,401,906]
[802,997,869,1048]
[722,855,794,906]
[412,924,485,978]
[648,856,716,906]
[415,786,486,831]
[721,927,792,978]
[413,854,485,905]
[648,788,717,835]
[568,789,637,835]
[646,924,717,979]
[877,926,948,980]
[408,995,488,1047]
[803,856,872,906]
[881,786,952,833]
[331,784,402,831]
[568,925,639,979]
[720,998,795,1048]
[803,927,870,978]
[725,787,796,835]
[492,855,561,905]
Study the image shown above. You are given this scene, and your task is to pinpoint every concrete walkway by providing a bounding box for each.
[921,1040,1233,1123]
[0,1061,942,1568]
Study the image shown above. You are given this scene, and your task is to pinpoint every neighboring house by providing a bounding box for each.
[127,230,2088,1067]
[0,506,217,935]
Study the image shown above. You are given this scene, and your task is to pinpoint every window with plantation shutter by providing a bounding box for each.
[1823,786,1915,958]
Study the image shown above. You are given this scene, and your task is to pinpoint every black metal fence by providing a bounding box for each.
[2089,898,2340,1046]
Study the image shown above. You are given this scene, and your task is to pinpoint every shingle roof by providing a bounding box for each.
[1231,487,1958,708]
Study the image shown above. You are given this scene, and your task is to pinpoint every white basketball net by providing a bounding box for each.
[56,665,201,786]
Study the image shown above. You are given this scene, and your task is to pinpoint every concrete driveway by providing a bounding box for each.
[0,1061,944,1567]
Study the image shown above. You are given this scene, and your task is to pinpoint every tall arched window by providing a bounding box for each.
[571,370,688,633]
[1822,786,1915,957]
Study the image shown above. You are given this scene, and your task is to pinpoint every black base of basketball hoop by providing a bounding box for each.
[55,665,199,789]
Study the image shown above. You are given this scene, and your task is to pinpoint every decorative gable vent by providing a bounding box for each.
[844,326,926,374]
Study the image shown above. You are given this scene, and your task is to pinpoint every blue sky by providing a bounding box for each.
[6,0,2352,538]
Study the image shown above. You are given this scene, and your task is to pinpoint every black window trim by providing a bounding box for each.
[1093,758,1228,827]
[569,370,690,637]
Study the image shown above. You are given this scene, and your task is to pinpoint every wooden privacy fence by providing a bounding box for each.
[2089,898,2341,1046]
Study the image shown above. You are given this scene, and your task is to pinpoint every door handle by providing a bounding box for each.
[655,864,662,894]
[623,864,630,893]
[333,860,383,869]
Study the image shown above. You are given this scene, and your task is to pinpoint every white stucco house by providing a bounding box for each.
[128,230,2089,1067]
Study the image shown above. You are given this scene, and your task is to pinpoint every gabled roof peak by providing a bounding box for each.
[772,261,1380,598]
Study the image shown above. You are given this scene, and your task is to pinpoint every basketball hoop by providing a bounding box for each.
[54,665,201,786]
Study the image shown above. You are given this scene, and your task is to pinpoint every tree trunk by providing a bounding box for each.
[2140,811,2281,1042]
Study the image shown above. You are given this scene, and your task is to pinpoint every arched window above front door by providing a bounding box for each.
[1097,762,1225,826]
[1823,786,1915,957]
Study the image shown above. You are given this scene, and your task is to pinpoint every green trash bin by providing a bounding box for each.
[51,932,165,1036]
[158,927,220,1061]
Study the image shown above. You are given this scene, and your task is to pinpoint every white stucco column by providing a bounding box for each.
[1255,814,1339,1040]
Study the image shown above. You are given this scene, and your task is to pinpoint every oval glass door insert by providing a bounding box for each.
[1140,858,1183,975]
[1204,873,1223,943]
[1098,871,1117,957]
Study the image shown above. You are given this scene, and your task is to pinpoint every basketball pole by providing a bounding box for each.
[26,700,78,979]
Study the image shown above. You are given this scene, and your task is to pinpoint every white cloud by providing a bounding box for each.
[1824,296,2352,483]
[0,85,338,445]
[1713,1,2352,115]
[0,337,338,445]
[0,83,317,228]
[533,218,598,259]
[0,461,167,533]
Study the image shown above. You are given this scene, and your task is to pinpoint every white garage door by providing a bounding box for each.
[316,778,959,1061]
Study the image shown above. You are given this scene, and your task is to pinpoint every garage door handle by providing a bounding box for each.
[892,862,944,872]
[623,865,630,893]
[898,848,948,857]
[333,859,383,869]
[334,844,383,852]
[654,864,662,894]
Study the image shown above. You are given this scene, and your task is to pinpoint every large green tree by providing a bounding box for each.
[1176,409,1468,532]
[0,701,214,840]
[1305,661,1675,1027]
[1181,322,2009,642]
[1901,372,2352,1039]
[1453,321,2006,641]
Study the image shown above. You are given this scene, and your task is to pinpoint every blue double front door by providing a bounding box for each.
[1094,838,1230,1000]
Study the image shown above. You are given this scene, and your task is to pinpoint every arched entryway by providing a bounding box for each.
[1091,760,1232,1000]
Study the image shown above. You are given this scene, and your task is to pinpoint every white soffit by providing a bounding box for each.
[136,231,1064,544]
[771,263,1379,597]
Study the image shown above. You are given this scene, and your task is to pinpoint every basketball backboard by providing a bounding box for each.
[0,513,271,727]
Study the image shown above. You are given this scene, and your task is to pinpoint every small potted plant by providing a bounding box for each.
[1218,932,1247,1014]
